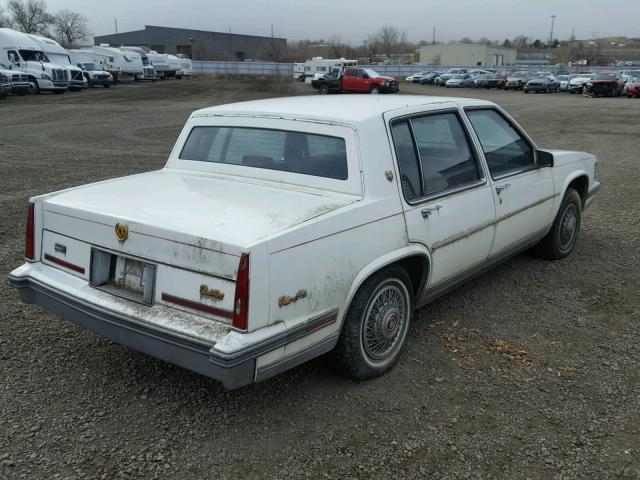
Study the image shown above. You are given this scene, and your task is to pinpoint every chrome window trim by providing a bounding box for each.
[389,108,487,207]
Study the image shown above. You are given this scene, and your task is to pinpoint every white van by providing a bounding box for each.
[0,27,68,94]
[25,33,86,91]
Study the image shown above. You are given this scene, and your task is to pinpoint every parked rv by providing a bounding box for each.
[26,34,85,91]
[175,54,192,78]
[92,45,144,82]
[120,46,157,81]
[0,61,30,95]
[300,57,358,81]
[0,28,69,94]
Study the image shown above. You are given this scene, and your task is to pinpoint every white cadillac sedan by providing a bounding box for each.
[9,96,600,389]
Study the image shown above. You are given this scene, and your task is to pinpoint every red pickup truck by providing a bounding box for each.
[312,67,399,94]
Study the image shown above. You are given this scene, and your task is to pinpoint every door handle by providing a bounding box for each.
[495,183,511,194]
[421,205,441,218]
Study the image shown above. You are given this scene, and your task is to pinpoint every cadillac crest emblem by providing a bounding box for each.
[114,223,129,243]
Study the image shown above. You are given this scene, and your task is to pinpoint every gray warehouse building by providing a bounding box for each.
[94,25,286,61]
[419,44,517,67]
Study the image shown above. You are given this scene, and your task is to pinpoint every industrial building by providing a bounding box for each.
[94,25,286,61]
[419,44,517,67]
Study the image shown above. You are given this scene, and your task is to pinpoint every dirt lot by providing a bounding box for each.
[0,79,639,480]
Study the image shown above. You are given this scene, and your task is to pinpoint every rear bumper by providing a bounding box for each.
[8,263,339,389]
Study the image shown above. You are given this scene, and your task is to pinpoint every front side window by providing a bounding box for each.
[466,109,535,178]
[391,112,483,201]
[179,127,348,180]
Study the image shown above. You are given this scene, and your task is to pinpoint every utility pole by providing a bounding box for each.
[432,25,436,44]
[271,24,274,38]
[115,19,118,34]
[549,15,556,45]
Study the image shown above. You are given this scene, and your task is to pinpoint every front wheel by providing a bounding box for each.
[319,84,329,95]
[370,85,380,94]
[334,267,413,380]
[533,188,582,260]
[28,78,40,95]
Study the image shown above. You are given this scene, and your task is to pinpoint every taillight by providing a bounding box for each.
[25,203,35,261]
[232,253,250,331]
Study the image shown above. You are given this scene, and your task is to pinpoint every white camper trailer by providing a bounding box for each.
[299,57,358,81]
[175,53,192,78]
[68,49,113,87]
[147,52,182,79]
[92,45,144,82]
[120,46,157,80]
[0,28,69,94]
[25,34,85,90]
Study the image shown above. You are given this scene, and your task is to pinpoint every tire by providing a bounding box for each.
[88,81,95,88]
[53,90,64,95]
[524,89,529,94]
[103,84,110,88]
[28,78,40,95]
[533,188,582,260]
[333,266,413,380]
[370,85,380,94]
[319,83,329,95]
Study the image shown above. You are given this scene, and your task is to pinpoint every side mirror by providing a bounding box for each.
[536,150,554,167]
[362,73,369,79]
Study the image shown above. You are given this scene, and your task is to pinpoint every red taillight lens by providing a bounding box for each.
[232,253,250,331]
[25,203,35,261]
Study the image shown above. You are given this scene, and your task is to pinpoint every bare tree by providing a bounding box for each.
[8,0,53,34]
[53,9,90,48]
[0,6,9,28]
[368,25,410,56]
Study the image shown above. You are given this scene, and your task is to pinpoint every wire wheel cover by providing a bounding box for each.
[362,282,408,361]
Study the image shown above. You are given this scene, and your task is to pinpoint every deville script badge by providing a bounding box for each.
[114,223,129,243]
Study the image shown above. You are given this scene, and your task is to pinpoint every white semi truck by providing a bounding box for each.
[26,33,86,91]
[0,28,68,94]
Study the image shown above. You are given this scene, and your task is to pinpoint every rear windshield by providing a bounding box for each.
[180,126,348,180]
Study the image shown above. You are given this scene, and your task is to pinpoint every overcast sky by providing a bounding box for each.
[42,0,640,43]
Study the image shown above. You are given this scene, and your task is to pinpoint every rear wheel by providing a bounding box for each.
[370,85,380,94]
[319,83,329,95]
[334,267,413,380]
[534,188,582,260]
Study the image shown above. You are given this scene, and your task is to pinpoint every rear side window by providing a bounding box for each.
[391,113,483,201]
[179,126,348,180]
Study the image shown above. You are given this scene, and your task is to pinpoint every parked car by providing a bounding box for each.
[483,73,508,89]
[556,74,572,92]
[312,67,398,94]
[437,68,468,86]
[420,71,441,85]
[472,73,492,88]
[567,73,595,94]
[8,95,600,389]
[583,72,625,97]
[505,71,531,90]
[0,61,30,95]
[625,78,640,98]
[524,75,560,93]
[621,70,640,94]
[445,74,474,88]
[405,71,430,83]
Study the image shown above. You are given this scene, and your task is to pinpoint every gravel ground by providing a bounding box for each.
[0,79,639,480]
